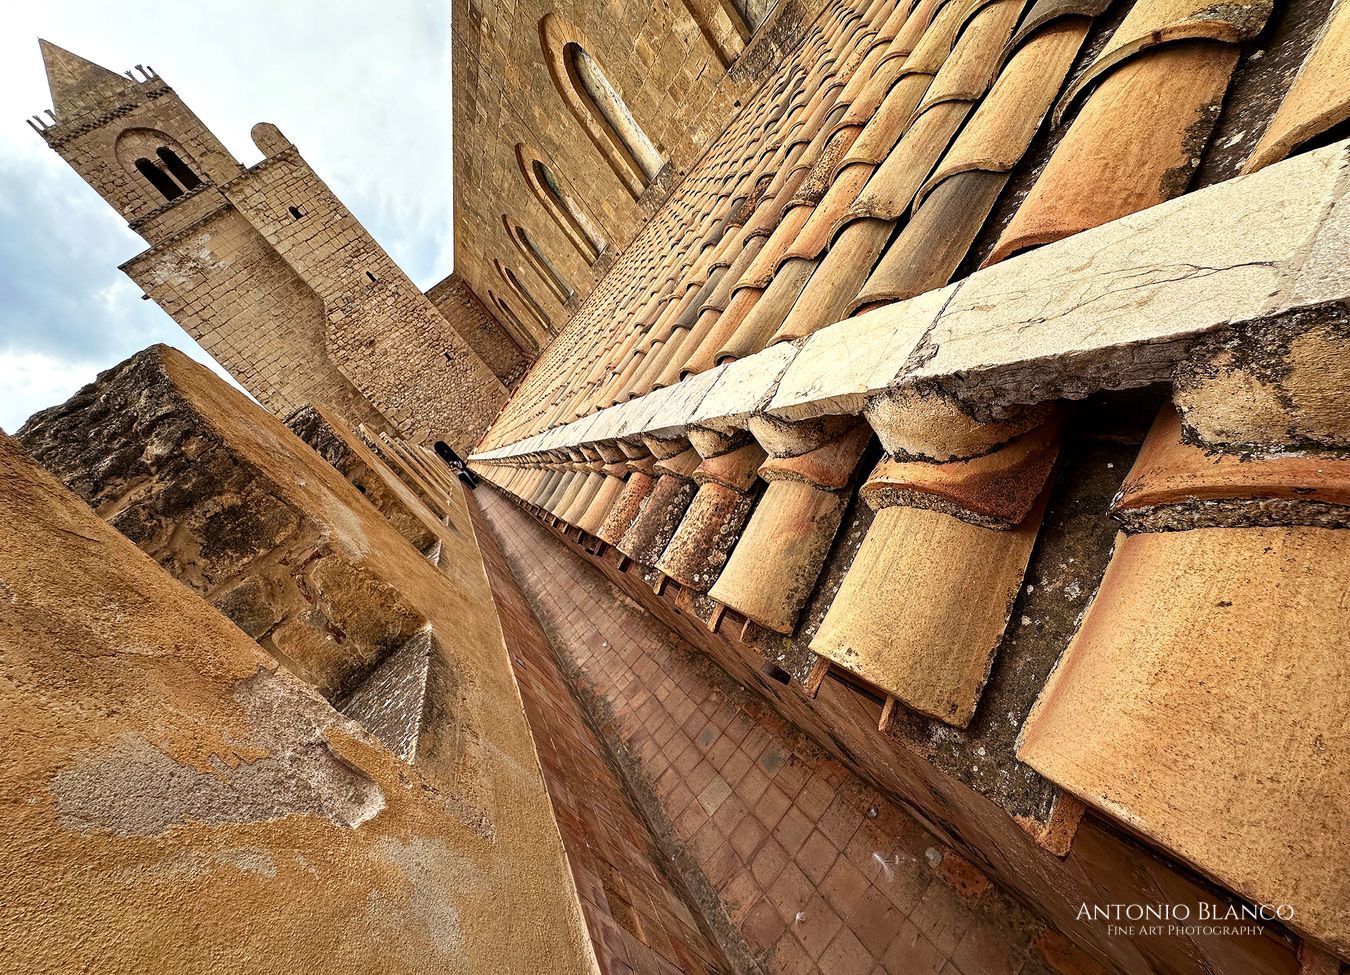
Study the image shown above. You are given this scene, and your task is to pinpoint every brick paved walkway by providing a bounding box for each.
[475,488,1086,975]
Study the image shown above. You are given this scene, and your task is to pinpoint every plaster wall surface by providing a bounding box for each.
[7,346,599,974]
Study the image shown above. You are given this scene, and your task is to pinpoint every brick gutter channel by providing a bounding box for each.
[465,490,765,975]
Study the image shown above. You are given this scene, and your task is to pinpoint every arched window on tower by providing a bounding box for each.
[541,14,665,199]
[156,147,201,190]
[504,215,573,302]
[516,144,607,264]
[134,158,183,201]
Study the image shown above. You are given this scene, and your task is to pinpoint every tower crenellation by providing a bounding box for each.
[35,40,241,238]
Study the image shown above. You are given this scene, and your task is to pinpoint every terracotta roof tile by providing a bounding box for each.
[986,41,1240,264]
[860,416,1061,526]
[1018,524,1350,955]
[810,490,1046,724]
[1245,0,1350,172]
[1113,405,1350,529]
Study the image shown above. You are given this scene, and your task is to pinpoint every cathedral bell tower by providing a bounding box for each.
[29,40,243,244]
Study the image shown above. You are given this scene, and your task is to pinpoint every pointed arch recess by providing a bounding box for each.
[515,143,607,265]
[540,14,665,199]
[487,289,541,355]
[503,214,573,302]
[495,258,553,339]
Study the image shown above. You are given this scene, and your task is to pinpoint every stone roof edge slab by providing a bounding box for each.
[472,140,1350,462]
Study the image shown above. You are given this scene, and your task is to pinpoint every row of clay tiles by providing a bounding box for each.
[484,0,1348,452]
[490,0,882,445]
[468,125,1350,973]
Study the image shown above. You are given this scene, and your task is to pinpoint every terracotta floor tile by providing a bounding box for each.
[744,897,789,953]
[729,815,768,863]
[794,892,845,960]
[773,805,814,856]
[769,932,818,975]
[477,494,1062,975]
[697,775,733,816]
[767,862,816,924]
[822,856,871,915]
[949,919,1026,975]
[820,928,875,975]
[755,783,793,830]
[796,775,836,819]
[820,792,865,851]
[881,921,947,975]
[799,829,841,886]
[751,837,791,886]
[850,883,904,958]
[911,881,977,957]
[739,767,771,805]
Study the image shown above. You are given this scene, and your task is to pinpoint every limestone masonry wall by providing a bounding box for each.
[426,272,531,387]
[451,0,837,333]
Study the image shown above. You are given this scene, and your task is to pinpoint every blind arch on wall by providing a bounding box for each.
[540,14,665,199]
[503,214,574,303]
[515,143,607,265]
[495,258,553,340]
[487,289,541,355]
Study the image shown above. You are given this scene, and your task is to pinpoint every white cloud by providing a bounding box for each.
[0,348,99,432]
[0,0,454,430]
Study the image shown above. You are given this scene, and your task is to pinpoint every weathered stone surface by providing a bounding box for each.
[20,349,425,702]
[0,430,597,974]
[768,285,955,422]
[287,404,438,551]
[1174,307,1350,451]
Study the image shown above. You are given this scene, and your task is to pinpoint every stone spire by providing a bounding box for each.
[38,39,136,119]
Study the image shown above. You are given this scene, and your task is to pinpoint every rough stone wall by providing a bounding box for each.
[121,207,389,432]
[425,273,531,387]
[8,345,600,974]
[450,0,833,327]
[19,348,419,704]
[221,148,507,451]
[286,404,438,552]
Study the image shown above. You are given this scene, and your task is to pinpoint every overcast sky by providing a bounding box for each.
[0,0,454,432]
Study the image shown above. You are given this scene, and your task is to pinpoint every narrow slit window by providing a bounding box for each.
[155,147,201,190]
[135,158,183,201]
[365,271,378,283]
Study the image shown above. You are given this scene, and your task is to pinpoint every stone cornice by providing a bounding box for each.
[473,140,1350,462]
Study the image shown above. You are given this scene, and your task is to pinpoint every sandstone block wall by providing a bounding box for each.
[221,147,508,451]
[425,272,531,387]
[451,0,835,331]
[121,207,390,432]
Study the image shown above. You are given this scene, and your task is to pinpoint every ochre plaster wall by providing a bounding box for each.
[1,349,599,974]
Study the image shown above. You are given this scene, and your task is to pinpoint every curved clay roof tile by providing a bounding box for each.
[1003,0,1112,57]
[1054,0,1274,124]
[1244,0,1350,173]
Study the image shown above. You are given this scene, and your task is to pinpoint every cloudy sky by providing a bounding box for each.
[0,0,454,432]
